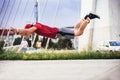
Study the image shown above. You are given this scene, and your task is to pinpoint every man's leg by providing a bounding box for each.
[74,18,90,36]
[74,19,85,29]
[74,13,100,36]
[75,13,100,29]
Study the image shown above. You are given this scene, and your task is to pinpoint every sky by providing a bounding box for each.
[0,0,81,28]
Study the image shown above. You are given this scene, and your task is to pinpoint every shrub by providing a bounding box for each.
[0,40,5,54]
[0,51,120,60]
[13,37,22,45]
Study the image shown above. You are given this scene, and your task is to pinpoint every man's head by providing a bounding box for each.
[25,24,33,29]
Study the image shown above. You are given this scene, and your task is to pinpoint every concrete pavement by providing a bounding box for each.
[0,60,120,80]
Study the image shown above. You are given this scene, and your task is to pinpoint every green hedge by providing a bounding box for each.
[0,51,120,60]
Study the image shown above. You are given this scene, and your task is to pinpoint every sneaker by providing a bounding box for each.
[84,13,100,19]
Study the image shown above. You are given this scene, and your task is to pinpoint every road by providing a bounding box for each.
[0,60,120,80]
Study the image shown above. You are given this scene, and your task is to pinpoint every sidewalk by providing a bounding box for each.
[0,60,120,80]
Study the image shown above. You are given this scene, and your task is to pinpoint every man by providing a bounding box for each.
[12,13,100,39]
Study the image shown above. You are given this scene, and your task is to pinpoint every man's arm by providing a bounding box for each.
[12,26,37,36]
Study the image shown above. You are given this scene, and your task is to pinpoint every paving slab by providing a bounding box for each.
[0,60,120,80]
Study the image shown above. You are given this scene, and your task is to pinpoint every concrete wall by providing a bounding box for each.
[79,0,120,51]
[109,0,120,40]
[93,0,110,48]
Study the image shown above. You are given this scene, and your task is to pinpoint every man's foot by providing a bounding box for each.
[86,17,90,23]
[84,13,100,19]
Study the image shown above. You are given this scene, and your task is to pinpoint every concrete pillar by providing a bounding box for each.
[78,0,95,51]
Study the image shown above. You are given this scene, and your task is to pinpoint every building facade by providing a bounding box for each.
[78,0,120,51]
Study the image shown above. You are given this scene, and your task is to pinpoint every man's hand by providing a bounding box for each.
[11,27,17,34]
[10,26,37,36]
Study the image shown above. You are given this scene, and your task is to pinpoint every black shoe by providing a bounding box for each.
[84,13,100,19]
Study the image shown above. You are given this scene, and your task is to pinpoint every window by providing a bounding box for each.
[109,41,120,46]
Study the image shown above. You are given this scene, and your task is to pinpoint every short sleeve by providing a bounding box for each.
[33,23,41,29]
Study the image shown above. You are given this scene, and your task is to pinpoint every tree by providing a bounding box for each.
[13,37,22,45]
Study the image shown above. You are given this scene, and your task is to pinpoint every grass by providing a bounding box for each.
[0,51,120,60]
